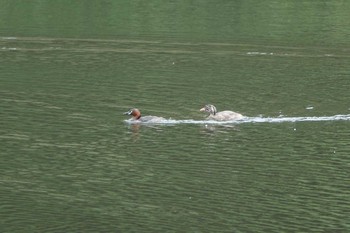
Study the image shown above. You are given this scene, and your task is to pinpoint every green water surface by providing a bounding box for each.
[1,1,350,232]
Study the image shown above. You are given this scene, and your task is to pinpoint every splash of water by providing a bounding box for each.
[124,114,350,125]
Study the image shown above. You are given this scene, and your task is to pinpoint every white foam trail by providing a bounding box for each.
[124,114,350,125]
[240,115,350,123]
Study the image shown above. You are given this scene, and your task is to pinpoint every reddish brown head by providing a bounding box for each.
[124,108,141,120]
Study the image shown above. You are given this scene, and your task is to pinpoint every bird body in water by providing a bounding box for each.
[124,108,166,123]
[200,104,243,121]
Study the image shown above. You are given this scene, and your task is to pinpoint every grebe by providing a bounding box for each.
[123,108,166,123]
[200,104,243,121]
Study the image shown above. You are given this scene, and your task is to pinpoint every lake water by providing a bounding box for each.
[1,1,350,232]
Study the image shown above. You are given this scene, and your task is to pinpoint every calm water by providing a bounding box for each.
[1,1,350,232]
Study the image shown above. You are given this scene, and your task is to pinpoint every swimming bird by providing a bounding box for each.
[123,108,166,123]
[200,104,243,121]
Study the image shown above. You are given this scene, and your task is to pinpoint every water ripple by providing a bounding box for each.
[124,114,350,125]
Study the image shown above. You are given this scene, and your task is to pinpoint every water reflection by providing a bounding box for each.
[125,124,142,141]
[124,122,172,142]
[200,124,240,135]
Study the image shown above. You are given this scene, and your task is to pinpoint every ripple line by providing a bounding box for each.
[124,114,350,125]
